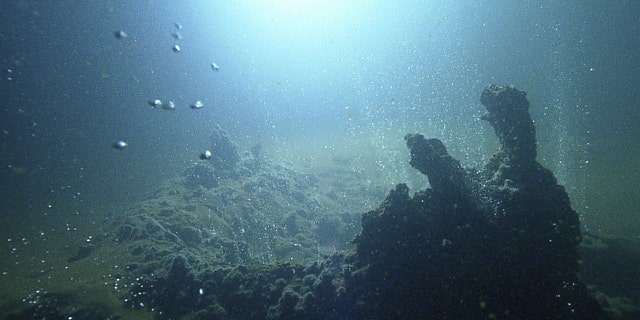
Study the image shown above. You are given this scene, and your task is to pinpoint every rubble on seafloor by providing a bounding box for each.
[9,85,640,319]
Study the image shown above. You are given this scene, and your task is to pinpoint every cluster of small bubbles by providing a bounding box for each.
[120,274,160,310]
[112,276,122,291]
[5,68,13,80]
[23,289,47,306]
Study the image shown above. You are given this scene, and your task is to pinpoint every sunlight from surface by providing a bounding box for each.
[272,0,326,9]
[270,0,337,15]
[193,0,354,43]
[257,0,347,31]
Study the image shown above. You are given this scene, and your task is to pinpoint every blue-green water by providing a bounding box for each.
[1,1,638,318]
[2,0,637,238]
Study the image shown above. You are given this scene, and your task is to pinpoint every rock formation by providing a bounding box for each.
[354,84,605,319]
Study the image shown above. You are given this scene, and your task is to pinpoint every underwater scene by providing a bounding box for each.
[1,1,639,319]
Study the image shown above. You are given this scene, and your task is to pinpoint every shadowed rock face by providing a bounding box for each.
[355,85,605,319]
[404,135,474,198]
[480,84,537,164]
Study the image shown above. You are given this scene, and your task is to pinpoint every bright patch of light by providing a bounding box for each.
[272,0,332,13]
[251,0,348,41]
[262,0,342,21]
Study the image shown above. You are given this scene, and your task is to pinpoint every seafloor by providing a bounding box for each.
[1,86,639,319]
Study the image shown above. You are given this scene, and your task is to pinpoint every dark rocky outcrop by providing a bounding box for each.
[480,84,537,164]
[354,84,605,319]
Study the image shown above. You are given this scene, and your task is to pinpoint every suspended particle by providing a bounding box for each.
[112,140,128,150]
[199,150,212,160]
[114,30,128,39]
[190,100,204,109]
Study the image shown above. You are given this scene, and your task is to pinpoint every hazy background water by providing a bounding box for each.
[1,0,638,243]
